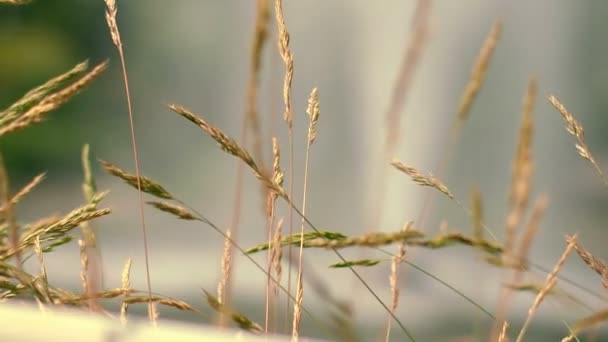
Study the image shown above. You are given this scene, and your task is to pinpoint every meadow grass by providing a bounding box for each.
[1,1,608,341]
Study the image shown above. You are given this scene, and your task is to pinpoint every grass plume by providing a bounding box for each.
[548,95,607,186]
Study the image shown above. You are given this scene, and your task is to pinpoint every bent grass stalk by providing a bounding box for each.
[103,0,154,321]
[273,1,297,333]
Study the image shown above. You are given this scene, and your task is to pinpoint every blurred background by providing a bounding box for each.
[1,0,607,340]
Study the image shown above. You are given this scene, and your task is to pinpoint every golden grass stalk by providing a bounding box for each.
[570,238,608,288]
[457,19,502,126]
[265,137,283,332]
[504,78,537,260]
[274,0,297,327]
[391,159,453,198]
[385,0,432,154]
[120,258,132,324]
[548,95,607,186]
[103,0,153,321]
[0,61,108,137]
[170,105,414,341]
[224,0,270,322]
[385,222,410,342]
[293,87,321,338]
[515,235,577,342]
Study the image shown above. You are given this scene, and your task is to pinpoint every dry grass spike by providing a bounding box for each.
[548,95,607,186]
[457,18,502,125]
[391,158,454,199]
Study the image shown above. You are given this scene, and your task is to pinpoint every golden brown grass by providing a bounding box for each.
[548,95,607,186]
[515,235,577,342]
[6,2,608,341]
[0,61,107,137]
[457,19,503,126]
[273,1,298,331]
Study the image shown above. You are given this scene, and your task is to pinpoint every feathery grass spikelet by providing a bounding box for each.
[203,289,263,333]
[515,235,577,342]
[123,295,195,313]
[99,160,173,200]
[457,19,502,125]
[548,95,607,186]
[0,61,108,137]
[147,201,197,220]
[570,238,608,288]
[3,196,111,260]
[104,0,121,48]
[217,229,233,307]
[271,218,283,294]
[169,105,285,197]
[272,137,284,192]
[306,87,320,145]
[0,61,88,125]
[120,258,132,324]
[78,239,89,298]
[292,270,303,340]
[385,222,410,342]
[391,159,454,199]
[274,0,294,129]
